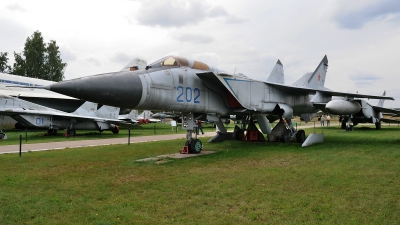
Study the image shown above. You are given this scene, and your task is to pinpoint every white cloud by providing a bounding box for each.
[327,0,400,29]
[6,4,25,12]
[174,33,215,44]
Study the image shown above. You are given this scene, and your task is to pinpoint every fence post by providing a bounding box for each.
[128,127,131,145]
[19,135,22,157]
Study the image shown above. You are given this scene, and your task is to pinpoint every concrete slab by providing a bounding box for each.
[136,150,216,162]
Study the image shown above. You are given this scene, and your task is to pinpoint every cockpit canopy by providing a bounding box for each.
[147,56,210,71]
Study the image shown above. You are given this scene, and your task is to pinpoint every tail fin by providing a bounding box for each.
[377,91,386,107]
[139,110,152,119]
[267,60,284,84]
[73,102,98,116]
[127,110,139,120]
[95,105,120,119]
[292,55,328,90]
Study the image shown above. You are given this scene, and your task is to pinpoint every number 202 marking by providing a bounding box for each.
[177,86,200,104]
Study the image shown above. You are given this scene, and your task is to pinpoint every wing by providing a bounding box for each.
[0,94,130,125]
[196,72,394,112]
[372,106,400,115]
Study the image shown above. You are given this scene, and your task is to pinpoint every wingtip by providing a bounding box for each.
[277,59,282,66]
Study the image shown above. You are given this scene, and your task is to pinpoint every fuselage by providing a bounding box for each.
[48,56,320,118]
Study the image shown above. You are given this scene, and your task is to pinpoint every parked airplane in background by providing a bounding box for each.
[151,111,181,120]
[138,111,161,123]
[0,95,131,136]
[321,91,400,130]
[0,72,83,112]
[118,109,139,124]
[40,55,394,153]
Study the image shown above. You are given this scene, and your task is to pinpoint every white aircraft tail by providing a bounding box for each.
[138,110,152,119]
[292,55,328,90]
[95,105,120,119]
[73,102,98,116]
[127,110,139,120]
[267,60,284,84]
[377,91,386,107]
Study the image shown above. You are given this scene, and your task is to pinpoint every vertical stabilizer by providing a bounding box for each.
[267,60,284,84]
[292,55,328,90]
[139,110,152,119]
[306,55,328,89]
[127,110,138,120]
[377,91,386,107]
[73,102,98,116]
[95,105,120,119]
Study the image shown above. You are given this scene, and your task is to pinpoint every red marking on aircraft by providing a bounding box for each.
[318,74,321,81]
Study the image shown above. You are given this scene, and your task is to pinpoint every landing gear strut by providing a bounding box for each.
[180,113,203,154]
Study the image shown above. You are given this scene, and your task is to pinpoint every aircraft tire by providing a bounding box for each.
[47,129,57,136]
[283,129,292,143]
[67,129,76,136]
[375,122,381,130]
[112,125,120,134]
[233,126,244,141]
[189,139,202,154]
[296,130,306,143]
[15,123,24,129]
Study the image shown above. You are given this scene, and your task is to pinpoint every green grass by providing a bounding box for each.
[0,126,400,224]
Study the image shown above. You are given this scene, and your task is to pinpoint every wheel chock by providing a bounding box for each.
[179,146,189,154]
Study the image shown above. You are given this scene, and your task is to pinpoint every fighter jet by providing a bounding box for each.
[323,91,400,130]
[40,55,394,153]
[0,94,130,136]
[138,110,161,123]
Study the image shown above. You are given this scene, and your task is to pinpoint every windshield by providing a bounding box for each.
[147,55,210,71]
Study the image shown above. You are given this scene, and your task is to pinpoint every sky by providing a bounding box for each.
[1,0,400,107]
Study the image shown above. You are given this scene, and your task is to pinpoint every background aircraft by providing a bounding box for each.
[137,111,161,123]
[0,72,83,112]
[0,95,130,136]
[321,91,400,130]
[42,55,394,153]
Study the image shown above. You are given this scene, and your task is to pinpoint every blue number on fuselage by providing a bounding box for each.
[185,87,192,102]
[193,88,200,104]
[176,85,200,104]
[36,118,44,125]
[176,86,184,102]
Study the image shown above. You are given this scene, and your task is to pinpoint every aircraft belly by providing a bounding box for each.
[73,122,109,130]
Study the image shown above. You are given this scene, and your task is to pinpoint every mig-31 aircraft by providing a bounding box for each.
[38,55,394,153]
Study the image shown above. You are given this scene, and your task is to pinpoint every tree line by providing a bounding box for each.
[0,31,67,82]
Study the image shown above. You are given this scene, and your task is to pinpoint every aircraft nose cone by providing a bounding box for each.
[49,72,143,108]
